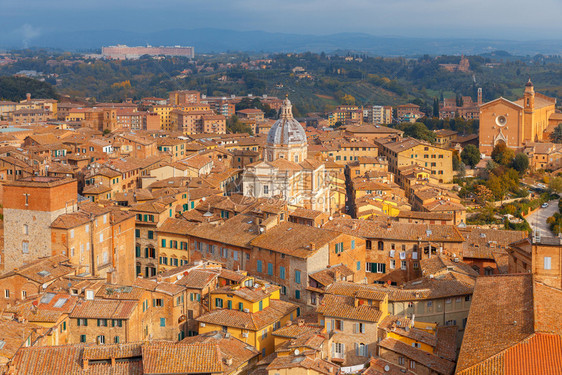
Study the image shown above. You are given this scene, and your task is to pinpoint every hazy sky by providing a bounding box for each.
[3,0,562,41]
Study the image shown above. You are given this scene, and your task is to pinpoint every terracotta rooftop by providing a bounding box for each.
[317,294,384,323]
[323,217,464,243]
[142,342,223,374]
[69,299,137,320]
[180,331,259,374]
[379,338,455,375]
[250,222,341,259]
[197,299,297,331]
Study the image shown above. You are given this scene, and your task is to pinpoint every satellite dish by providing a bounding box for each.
[294,349,300,355]
[384,365,390,372]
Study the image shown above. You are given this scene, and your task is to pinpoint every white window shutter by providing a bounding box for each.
[355,343,359,355]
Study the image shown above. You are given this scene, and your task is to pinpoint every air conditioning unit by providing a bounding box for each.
[242,332,249,338]
[200,323,206,327]
[244,308,250,313]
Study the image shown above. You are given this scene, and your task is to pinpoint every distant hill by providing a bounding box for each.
[0,76,58,102]
[2,28,562,56]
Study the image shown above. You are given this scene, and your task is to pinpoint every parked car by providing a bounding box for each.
[541,203,549,208]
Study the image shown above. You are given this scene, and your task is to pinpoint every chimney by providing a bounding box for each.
[309,242,316,251]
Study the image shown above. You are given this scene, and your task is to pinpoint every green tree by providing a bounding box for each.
[432,97,439,118]
[511,153,529,174]
[397,122,436,143]
[491,143,515,166]
[226,115,253,135]
[550,123,562,143]
[461,144,481,168]
[452,153,461,171]
[548,176,562,194]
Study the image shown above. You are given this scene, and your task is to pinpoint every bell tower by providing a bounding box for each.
[524,78,535,110]
[523,78,536,142]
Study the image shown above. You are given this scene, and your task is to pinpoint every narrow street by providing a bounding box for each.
[526,200,559,237]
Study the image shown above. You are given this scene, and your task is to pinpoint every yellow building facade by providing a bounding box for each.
[197,277,298,358]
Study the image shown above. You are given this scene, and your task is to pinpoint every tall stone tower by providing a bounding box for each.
[477,88,482,106]
[2,177,77,271]
[523,79,536,142]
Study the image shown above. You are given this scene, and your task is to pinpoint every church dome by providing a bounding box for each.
[266,96,307,146]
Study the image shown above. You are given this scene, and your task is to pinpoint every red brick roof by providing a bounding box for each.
[142,342,223,374]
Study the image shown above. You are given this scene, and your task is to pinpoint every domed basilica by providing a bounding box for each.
[242,96,332,212]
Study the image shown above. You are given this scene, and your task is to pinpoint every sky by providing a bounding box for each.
[2,0,562,46]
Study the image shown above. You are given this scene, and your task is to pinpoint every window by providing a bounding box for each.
[351,240,355,249]
[99,233,103,243]
[160,318,166,327]
[333,343,345,358]
[295,290,301,299]
[366,262,386,273]
[257,260,263,273]
[97,319,108,327]
[78,318,88,326]
[267,263,273,276]
[22,241,29,254]
[22,290,27,299]
[112,319,122,327]
[336,242,344,254]
[377,241,384,250]
[97,335,105,344]
[4,289,9,299]
[259,300,263,311]
[354,323,366,334]
[135,229,140,238]
[135,246,141,257]
[295,270,301,284]
[413,262,419,269]
[410,361,416,369]
[263,185,269,194]
[114,336,120,344]
[357,343,368,357]
[356,261,361,271]
[390,259,395,269]
[280,266,286,280]
[401,261,407,270]
[262,329,268,339]
[366,240,372,250]
[398,357,405,365]
[80,335,86,343]
[161,239,167,247]
[427,301,433,308]
[23,224,28,235]
[544,257,552,270]
[227,300,232,310]
[412,342,421,348]
[148,231,154,239]
[215,298,223,308]
[153,299,164,307]
[238,302,244,311]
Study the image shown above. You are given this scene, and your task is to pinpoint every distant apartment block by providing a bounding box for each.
[368,105,393,124]
[102,45,195,60]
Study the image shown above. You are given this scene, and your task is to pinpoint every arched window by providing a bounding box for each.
[356,343,368,357]
[377,241,384,251]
